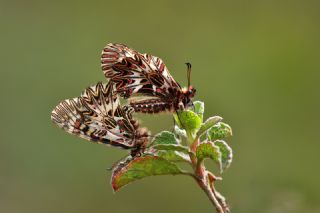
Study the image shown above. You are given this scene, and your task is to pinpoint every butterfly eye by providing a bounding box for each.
[189,88,196,97]
[189,87,196,94]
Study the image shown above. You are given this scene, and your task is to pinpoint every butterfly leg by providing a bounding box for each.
[191,101,195,111]
[171,117,176,133]
[106,154,132,171]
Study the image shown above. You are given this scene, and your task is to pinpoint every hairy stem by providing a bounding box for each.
[196,175,225,213]
[193,165,229,213]
[190,139,229,213]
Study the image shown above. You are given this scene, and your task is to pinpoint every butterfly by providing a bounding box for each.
[101,43,196,114]
[51,82,149,156]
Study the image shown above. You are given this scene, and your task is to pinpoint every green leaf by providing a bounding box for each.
[174,125,187,138]
[196,141,221,163]
[111,156,183,191]
[214,140,233,172]
[193,101,204,121]
[156,150,191,162]
[208,122,232,141]
[151,131,179,145]
[152,144,189,153]
[197,116,223,138]
[176,110,202,134]
[196,141,233,173]
[152,144,191,163]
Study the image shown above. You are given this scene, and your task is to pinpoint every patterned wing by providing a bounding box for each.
[51,82,137,149]
[101,43,181,99]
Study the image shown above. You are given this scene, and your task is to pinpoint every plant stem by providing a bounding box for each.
[190,139,229,213]
[196,175,225,213]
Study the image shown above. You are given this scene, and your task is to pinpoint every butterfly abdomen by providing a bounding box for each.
[130,99,174,113]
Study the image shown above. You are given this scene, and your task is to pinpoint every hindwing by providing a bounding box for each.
[51,82,138,149]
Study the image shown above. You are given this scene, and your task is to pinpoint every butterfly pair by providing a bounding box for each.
[51,43,196,156]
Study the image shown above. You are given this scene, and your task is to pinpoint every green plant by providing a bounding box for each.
[111,101,233,213]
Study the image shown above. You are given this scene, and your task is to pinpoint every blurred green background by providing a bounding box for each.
[1,0,319,212]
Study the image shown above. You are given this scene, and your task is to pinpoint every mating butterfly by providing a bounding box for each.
[101,43,196,113]
[51,82,149,156]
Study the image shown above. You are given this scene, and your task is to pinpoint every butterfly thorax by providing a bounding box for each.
[130,126,149,156]
[129,119,149,145]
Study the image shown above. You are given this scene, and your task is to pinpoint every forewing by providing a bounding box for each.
[51,82,137,149]
[101,43,180,98]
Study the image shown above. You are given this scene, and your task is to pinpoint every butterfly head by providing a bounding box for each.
[186,85,196,98]
[180,86,196,110]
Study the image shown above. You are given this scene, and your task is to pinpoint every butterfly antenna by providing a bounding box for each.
[185,62,192,88]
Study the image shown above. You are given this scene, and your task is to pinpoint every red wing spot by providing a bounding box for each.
[117,120,124,126]
[156,88,162,93]
[74,119,81,129]
[159,63,165,72]
[102,59,115,63]
[103,48,117,53]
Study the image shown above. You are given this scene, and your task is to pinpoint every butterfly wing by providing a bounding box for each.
[51,82,137,149]
[101,43,181,99]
